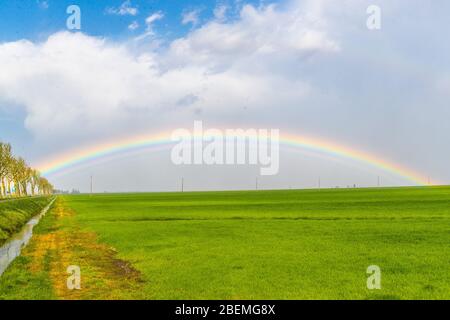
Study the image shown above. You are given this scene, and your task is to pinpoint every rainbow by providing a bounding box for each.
[35,130,431,185]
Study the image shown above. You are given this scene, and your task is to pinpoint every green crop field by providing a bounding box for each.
[1,186,449,299]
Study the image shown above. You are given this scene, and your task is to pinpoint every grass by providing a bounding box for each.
[0,186,449,299]
[0,196,53,245]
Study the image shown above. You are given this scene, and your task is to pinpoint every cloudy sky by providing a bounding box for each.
[0,0,449,192]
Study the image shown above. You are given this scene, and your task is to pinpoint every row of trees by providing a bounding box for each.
[0,142,53,198]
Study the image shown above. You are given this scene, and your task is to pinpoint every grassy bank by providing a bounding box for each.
[0,197,53,245]
[0,197,144,300]
[1,187,449,299]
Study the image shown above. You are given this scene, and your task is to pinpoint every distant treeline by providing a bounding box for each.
[0,142,53,198]
[54,189,80,195]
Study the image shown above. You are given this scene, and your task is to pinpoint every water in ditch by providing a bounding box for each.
[0,200,54,276]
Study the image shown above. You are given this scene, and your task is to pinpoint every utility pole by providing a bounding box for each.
[377,176,380,187]
[256,177,258,190]
[90,175,93,196]
[181,177,184,192]
[318,177,321,189]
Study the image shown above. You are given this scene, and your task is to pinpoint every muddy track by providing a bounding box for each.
[24,198,144,300]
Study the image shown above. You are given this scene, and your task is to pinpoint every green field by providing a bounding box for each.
[1,187,449,299]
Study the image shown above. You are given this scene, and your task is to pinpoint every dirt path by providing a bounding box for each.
[23,198,144,299]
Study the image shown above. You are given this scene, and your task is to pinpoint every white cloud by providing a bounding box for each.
[0,1,336,145]
[213,5,228,21]
[106,0,138,16]
[145,11,164,26]
[168,3,338,70]
[133,11,164,40]
[182,9,201,26]
[37,0,49,9]
[128,21,139,30]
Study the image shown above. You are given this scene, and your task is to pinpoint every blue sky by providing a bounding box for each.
[0,0,262,42]
[0,0,449,192]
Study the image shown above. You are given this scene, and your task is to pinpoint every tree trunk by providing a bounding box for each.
[0,178,4,197]
[16,181,21,197]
